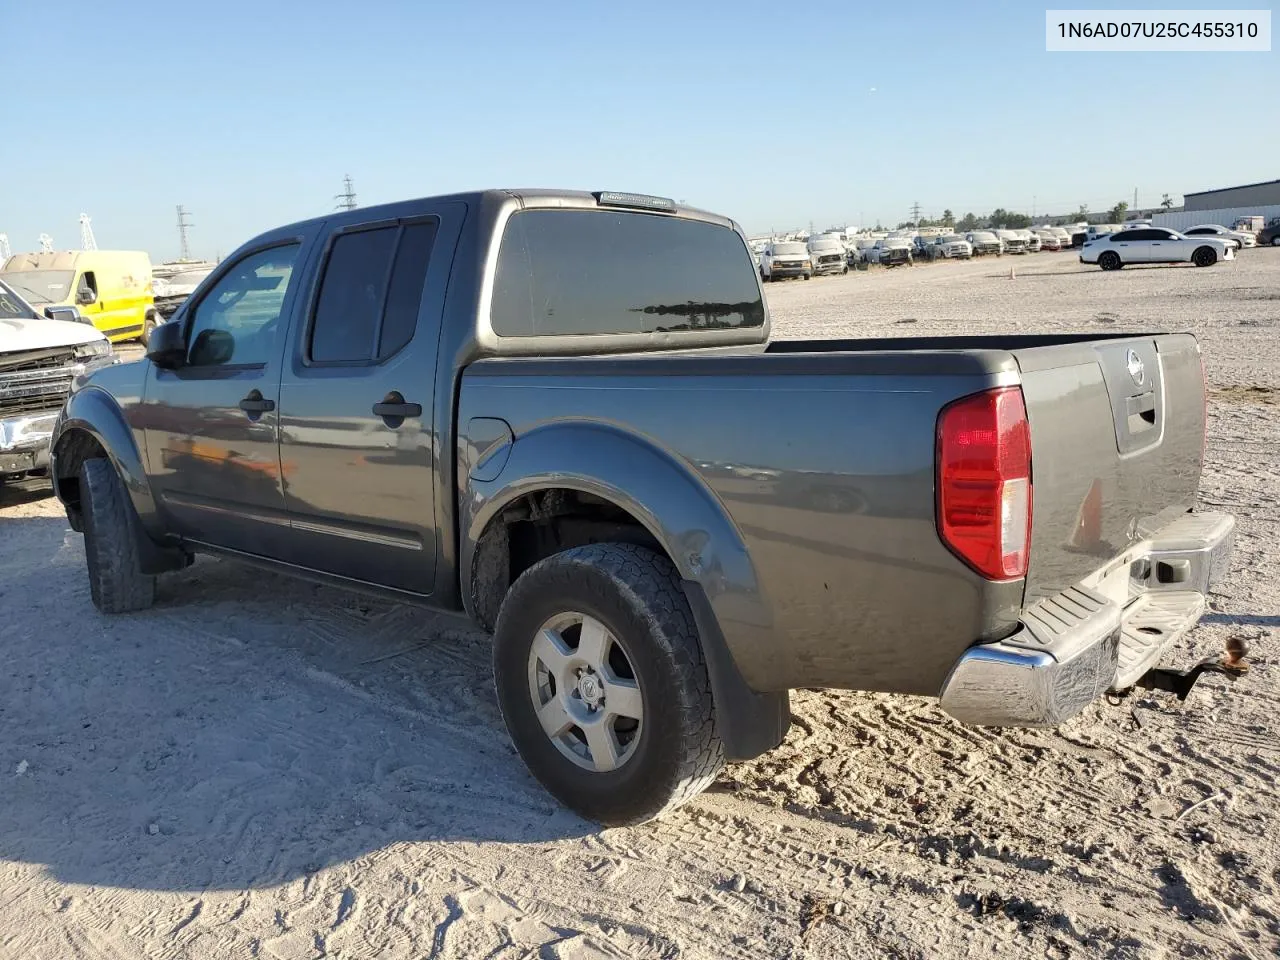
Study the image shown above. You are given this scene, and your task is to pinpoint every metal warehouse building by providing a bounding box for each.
[1183,179,1280,211]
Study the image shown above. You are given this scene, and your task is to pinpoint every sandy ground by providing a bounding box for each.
[1,251,1277,959]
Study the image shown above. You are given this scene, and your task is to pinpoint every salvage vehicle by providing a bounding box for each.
[1182,224,1253,250]
[1018,230,1041,253]
[1,250,161,345]
[49,188,1236,826]
[995,229,1027,254]
[1081,227,1235,270]
[1259,217,1280,246]
[869,236,913,266]
[928,234,973,260]
[760,240,812,281]
[1,278,114,481]
[965,230,1002,256]
[1031,229,1062,251]
[806,234,849,275]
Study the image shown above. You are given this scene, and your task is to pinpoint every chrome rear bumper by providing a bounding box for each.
[938,512,1235,727]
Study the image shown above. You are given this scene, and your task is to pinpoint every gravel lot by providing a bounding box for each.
[2,251,1277,959]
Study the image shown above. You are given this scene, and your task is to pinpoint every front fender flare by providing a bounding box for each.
[53,386,164,541]
[461,422,789,759]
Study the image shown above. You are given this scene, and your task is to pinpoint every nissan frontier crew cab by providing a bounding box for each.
[50,189,1234,826]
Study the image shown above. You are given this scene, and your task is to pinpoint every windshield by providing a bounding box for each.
[773,242,808,256]
[808,240,842,251]
[971,232,996,241]
[941,235,964,243]
[0,280,38,320]
[0,270,74,305]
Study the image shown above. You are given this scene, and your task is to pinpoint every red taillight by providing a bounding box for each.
[937,387,1032,580]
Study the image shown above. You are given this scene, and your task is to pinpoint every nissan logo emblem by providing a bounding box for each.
[1126,348,1145,386]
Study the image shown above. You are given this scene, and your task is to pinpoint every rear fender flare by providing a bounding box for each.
[462,422,788,759]
[53,386,163,540]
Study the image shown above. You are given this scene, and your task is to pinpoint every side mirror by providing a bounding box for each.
[146,320,189,369]
[45,305,89,325]
[76,287,96,306]
[188,328,235,366]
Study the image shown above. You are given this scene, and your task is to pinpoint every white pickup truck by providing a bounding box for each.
[0,278,114,481]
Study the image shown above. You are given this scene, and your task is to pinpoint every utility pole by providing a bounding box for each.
[1032,195,1037,219]
[910,201,922,226]
[1133,186,1138,213]
[0,234,10,260]
[176,205,193,261]
[336,174,357,211]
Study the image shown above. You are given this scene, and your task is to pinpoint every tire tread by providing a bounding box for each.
[80,458,156,613]
[494,543,724,824]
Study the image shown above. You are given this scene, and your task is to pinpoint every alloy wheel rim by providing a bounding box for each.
[527,612,644,772]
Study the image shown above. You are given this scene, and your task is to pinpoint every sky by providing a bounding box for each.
[3,0,1276,259]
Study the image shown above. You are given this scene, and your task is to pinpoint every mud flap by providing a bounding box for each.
[682,582,790,761]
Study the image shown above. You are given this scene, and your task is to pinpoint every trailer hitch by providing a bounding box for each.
[1135,655,1248,701]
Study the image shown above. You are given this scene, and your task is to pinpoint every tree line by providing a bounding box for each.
[893,200,1140,232]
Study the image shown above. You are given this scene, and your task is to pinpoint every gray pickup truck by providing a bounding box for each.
[49,189,1234,825]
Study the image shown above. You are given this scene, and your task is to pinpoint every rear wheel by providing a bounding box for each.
[1192,246,1217,268]
[79,459,156,613]
[1271,236,1280,247]
[1098,251,1122,271]
[492,543,723,825]
[139,312,158,346]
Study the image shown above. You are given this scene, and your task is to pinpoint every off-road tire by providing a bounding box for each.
[80,458,156,613]
[1192,246,1217,267]
[493,543,724,825]
[1098,251,1122,271]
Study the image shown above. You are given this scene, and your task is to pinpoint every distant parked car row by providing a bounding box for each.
[751,214,1277,283]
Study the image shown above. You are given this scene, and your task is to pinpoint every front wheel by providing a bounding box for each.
[492,543,724,825]
[1272,236,1280,247]
[79,459,156,613]
[1192,246,1218,267]
[1098,251,1122,271]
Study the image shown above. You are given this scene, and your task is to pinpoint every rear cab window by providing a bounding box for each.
[490,210,764,339]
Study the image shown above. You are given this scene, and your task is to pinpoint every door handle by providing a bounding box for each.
[239,389,275,415]
[373,391,421,425]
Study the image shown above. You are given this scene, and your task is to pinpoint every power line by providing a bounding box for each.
[336,174,357,211]
[176,205,194,260]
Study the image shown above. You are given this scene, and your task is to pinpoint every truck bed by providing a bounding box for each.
[458,332,1205,697]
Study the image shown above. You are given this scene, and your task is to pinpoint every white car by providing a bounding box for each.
[1182,224,1255,249]
[1,278,114,481]
[929,234,973,259]
[759,241,812,281]
[1017,229,1041,253]
[1080,227,1235,270]
[806,235,849,275]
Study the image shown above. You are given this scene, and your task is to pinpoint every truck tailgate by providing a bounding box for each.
[1015,333,1205,605]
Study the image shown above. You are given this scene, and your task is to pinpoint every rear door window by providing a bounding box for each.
[309,220,438,364]
[491,209,764,337]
